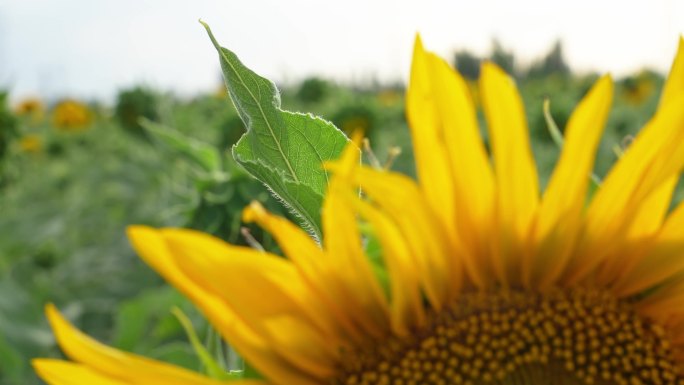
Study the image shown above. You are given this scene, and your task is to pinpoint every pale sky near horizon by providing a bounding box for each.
[1,0,683,102]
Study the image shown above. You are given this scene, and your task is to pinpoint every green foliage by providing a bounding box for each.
[453,40,516,79]
[218,115,246,150]
[115,86,160,134]
[202,22,350,239]
[143,119,221,173]
[454,50,481,80]
[454,40,569,81]
[142,119,281,247]
[112,287,198,365]
[171,306,239,379]
[296,77,330,104]
[527,41,570,79]
[0,92,18,167]
[490,39,516,76]
[0,119,177,384]
[332,103,377,138]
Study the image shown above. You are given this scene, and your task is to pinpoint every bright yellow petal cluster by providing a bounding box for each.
[52,100,91,132]
[35,36,684,385]
[34,305,264,385]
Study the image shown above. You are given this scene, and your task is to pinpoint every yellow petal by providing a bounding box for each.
[160,229,339,379]
[637,277,684,322]
[324,187,393,338]
[34,360,127,385]
[531,75,613,288]
[321,138,392,338]
[565,94,684,284]
[480,62,539,285]
[32,359,265,385]
[613,201,684,296]
[243,201,388,343]
[624,37,684,240]
[659,36,684,108]
[337,186,426,337]
[322,137,394,342]
[406,35,457,239]
[421,45,495,289]
[44,306,242,385]
[664,199,684,232]
[329,130,363,177]
[353,167,458,308]
[626,180,677,239]
[127,226,324,385]
[162,228,329,338]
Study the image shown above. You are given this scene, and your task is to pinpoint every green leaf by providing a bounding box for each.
[201,21,349,239]
[141,119,222,173]
[112,286,188,351]
[243,361,266,380]
[234,157,323,237]
[360,223,391,300]
[0,332,23,382]
[172,307,240,380]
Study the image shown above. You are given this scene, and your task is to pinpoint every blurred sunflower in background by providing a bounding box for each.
[376,89,402,107]
[15,97,45,122]
[34,36,684,385]
[51,99,91,132]
[333,104,376,138]
[214,84,228,99]
[18,134,43,154]
[621,70,658,106]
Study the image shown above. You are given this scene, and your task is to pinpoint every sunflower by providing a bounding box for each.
[34,36,684,385]
[52,100,91,132]
[15,97,45,121]
[19,134,43,154]
[621,71,657,106]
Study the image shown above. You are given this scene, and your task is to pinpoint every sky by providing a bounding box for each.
[1,0,683,102]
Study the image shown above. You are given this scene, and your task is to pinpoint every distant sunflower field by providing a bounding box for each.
[1,37,682,385]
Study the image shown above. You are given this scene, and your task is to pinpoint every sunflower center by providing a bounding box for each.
[336,288,683,385]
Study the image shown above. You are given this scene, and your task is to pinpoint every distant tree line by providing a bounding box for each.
[454,39,570,80]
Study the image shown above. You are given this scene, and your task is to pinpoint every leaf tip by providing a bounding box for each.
[199,20,222,51]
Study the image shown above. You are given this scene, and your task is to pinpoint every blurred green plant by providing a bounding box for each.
[217,115,245,151]
[0,117,182,384]
[527,40,570,79]
[332,103,377,139]
[141,119,280,248]
[454,49,481,80]
[296,77,330,104]
[0,92,18,171]
[490,39,516,77]
[115,86,160,135]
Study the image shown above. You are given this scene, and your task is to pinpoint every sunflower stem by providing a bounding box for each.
[240,227,265,252]
[383,146,402,170]
[362,138,383,170]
